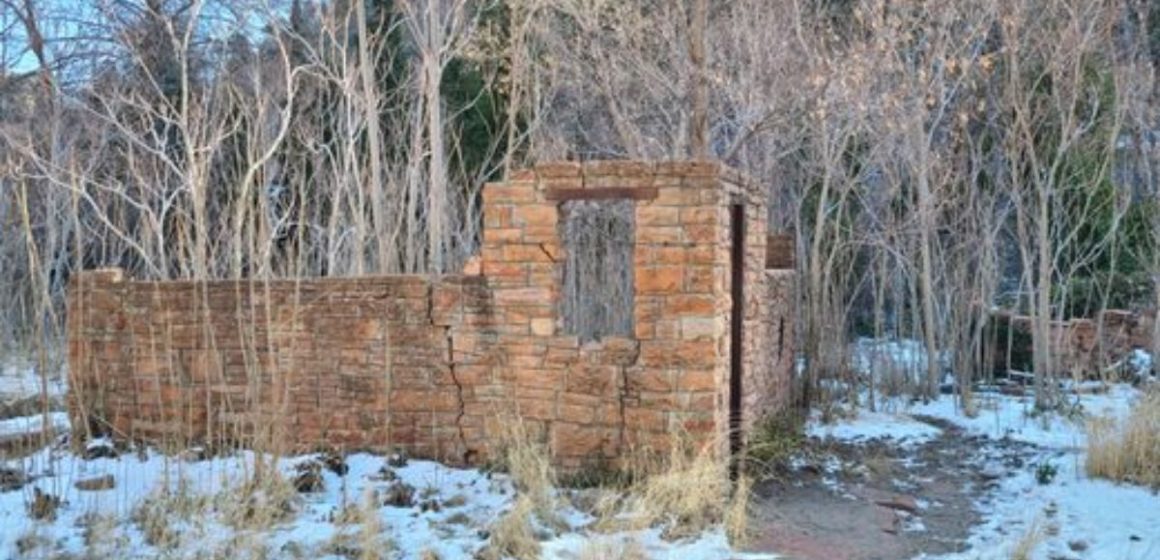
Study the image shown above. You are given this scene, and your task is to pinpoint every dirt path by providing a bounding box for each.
[744,415,1039,560]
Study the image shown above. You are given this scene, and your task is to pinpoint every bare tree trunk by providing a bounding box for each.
[423,3,448,274]
[356,0,389,272]
[917,155,940,400]
[687,0,709,159]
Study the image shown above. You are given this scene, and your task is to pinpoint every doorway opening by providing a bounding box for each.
[729,204,745,476]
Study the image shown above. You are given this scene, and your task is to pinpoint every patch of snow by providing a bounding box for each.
[923,446,1160,560]
[0,444,762,559]
[0,411,68,438]
[1127,349,1153,377]
[0,359,66,404]
[807,409,943,447]
[890,382,1160,560]
[543,529,780,560]
[908,385,1139,449]
[822,340,1160,560]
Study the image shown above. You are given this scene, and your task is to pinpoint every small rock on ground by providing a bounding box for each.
[74,474,115,491]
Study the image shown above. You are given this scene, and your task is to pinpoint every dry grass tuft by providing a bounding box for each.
[356,487,389,560]
[628,440,730,540]
[576,536,648,560]
[586,432,744,543]
[79,511,128,555]
[216,460,299,529]
[1085,389,1160,488]
[480,495,541,560]
[724,475,752,545]
[1008,518,1044,560]
[496,416,561,527]
[130,476,208,550]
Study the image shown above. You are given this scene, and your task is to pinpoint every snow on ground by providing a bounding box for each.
[0,428,768,559]
[909,385,1137,449]
[1126,349,1152,377]
[811,339,1160,560]
[0,359,66,405]
[806,409,942,447]
[813,388,1160,560]
[0,411,68,438]
[908,387,1159,560]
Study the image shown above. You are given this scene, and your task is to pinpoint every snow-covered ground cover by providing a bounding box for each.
[912,388,1159,560]
[809,339,1160,560]
[0,412,68,439]
[0,359,66,406]
[0,433,771,559]
[806,409,942,448]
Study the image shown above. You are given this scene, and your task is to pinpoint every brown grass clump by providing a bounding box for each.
[1085,389,1160,488]
[724,475,753,545]
[1008,519,1044,560]
[577,536,648,560]
[215,461,299,530]
[131,478,208,550]
[497,417,558,523]
[626,440,730,541]
[480,496,541,560]
[587,431,745,543]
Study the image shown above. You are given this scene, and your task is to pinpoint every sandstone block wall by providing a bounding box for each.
[990,309,1157,376]
[68,160,796,468]
[68,271,496,461]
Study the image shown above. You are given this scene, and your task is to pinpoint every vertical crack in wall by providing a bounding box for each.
[444,325,468,461]
[426,281,469,461]
[616,364,629,454]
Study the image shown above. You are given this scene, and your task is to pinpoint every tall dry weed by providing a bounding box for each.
[1086,389,1160,488]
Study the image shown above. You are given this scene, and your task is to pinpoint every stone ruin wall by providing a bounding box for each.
[67,161,796,468]
[990,309,1157,376]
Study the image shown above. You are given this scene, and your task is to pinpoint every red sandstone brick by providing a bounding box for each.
[565,366,615,396]
[484,228,523,243]
[515,396,556,420]
[494,287,552,306]
[625,408,667,433]
[554,423,609,457]
[679,207,719,225]
[502,243,557,263]
[512,205,557,228]
[685,225,718,244]
[635,267,682,294]
[634,321,656,340]
[68,161,796,468]
[656,161,719,176]
[483,183,537,204]
[559,403,596,424]
[678,369,718,392]
[535,162,582,178]
[636,226,683,244]
[583,160,654,177]
[664,295,715,315]
[655,319,680,340]
[484,206,513,229]
[684,266,715,293]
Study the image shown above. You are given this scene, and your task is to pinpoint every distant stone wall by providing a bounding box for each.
[990,309,1157,376]
[68,161,796,468]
